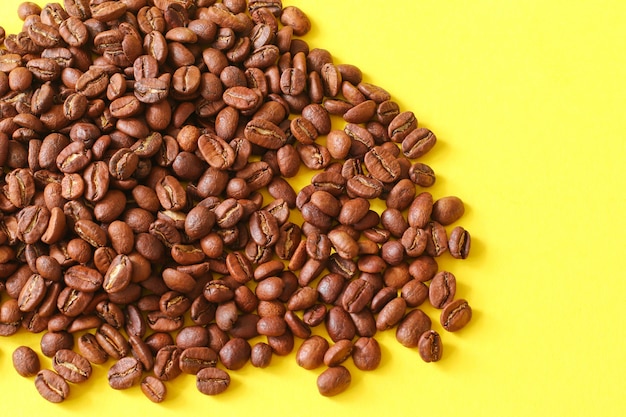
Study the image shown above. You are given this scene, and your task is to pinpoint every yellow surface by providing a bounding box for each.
[1,0,625,416]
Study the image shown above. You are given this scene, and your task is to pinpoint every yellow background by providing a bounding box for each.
[1,0,625,416]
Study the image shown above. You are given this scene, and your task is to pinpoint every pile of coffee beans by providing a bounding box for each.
[0,0,474,401]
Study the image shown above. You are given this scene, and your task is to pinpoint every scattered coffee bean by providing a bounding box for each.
[0,0,477,401]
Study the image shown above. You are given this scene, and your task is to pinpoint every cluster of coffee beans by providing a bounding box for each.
[0,0,474,402]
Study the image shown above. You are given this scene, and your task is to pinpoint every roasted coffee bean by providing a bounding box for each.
[154,345,183,381]
[418,330,443,362]
[35,369,70,403]
[250,342,273,368]
[432,196,465,225]
[352,336,382,371]
[449,226,471,259]
[429,271,457,308]
[179,347,218,375]
[77,333,109,365]
[196,367,230,396]
[12,346,40,377]
[108,357,143,390]
[96,323,129,359]
[141,376,167,403]
[317,366,351,397]
[376,297,407,331]
[440,298,473,332]
[52,349,92,383]
[396,309,432,348]
[219,337,251,370]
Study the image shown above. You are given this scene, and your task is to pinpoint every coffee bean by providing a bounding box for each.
[317,366,351,397]
[107,357,143,390]
[440,298,473,332]
[396,309,432,348]
[352,336,382,371]
[418,330,443,362]
[12,346,40,377]
[449,226,471,259]
[52,349,92,383]
[196,367,230,395]
[141,376,167,403]
[429,271,457,308]
[35,369,70,403]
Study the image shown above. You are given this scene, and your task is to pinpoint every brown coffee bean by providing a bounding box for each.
[352,336,382,371]
[154,345,183,381]
[296,335,329,370]
[449,226,471,259]
[376,297,407,331]
[108,357,143,390]
[409,162,436,187]
[219,337,251,370]
[396,309,432,348]
[35,369,70,403]
[418,330,443,362]
[12,346,40,377]
[77,333,109,364]
[432,196,465,225]
[52,349,92,383]
[429,271,457,308]
[317,366,351,397]
[179,347,218,375]
[425,221,449,257]
[250,342,273,368]
[196,367,230,395]
[141,376,167,403]
[440,298,473,332]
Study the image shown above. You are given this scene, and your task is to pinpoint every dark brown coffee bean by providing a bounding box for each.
[141,376,167,403]
[108,357,143,390]
[219,337,251,370]
[341,279,374,313]
[325,306,356,342]
[12,346,40,377]
[52,349,92,383]
[323,339,353,367]
[249,342,272,368]
[154,345,183,381]
[35,369,70,403]
[179,347,218,375]
[40,331,73,358]
[317,366,351,397]
[440,298,473,332]
[364,146,401,183]
[196,367,230,395]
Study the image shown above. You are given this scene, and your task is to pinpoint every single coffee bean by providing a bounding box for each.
[219,337,251,370]
[77,333,109,364]
[376,297,407,331]
[250,342,273,368]
[432,196,465,225]
[179,347,218,375]
[352,336,382,371]
[196,367,230,395]
[35,369,70,403]
[317,366,351,397]
[12,346,40,377]
[141,376,167,403]
[108,357,143,390]
[448,226,471,259]
[52,349,92,383]
[440,298,473,332]
[323,339,353,367]
[396,309,432,348]
[153,345,183,381]
[418,330,443,362]
[429,271,457,308]
[296,335,329,370]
